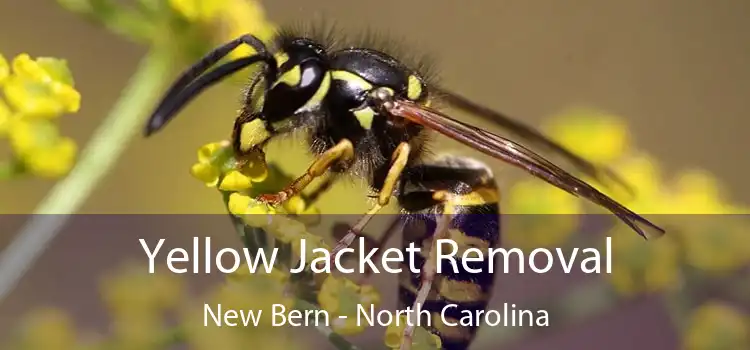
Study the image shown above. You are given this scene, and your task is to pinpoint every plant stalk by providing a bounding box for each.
[0,49,174,303]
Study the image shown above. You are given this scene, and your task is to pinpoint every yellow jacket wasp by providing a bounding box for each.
[144,24,665,350]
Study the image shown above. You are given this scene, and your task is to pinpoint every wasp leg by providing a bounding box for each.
[257,139,355,205]
[302,172,341,207]
[397,156,501,350]
[400,202,454,350]
[330,142,412,257]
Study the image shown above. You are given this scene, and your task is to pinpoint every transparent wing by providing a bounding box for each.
[434,87,634,196]
[386,98,665,239]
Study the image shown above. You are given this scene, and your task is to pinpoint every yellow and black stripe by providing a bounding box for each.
[397,156,501,350]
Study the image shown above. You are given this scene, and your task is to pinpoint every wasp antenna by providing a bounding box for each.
[145,56,273,136]
[620,212,666,240]
[144,35,275,136]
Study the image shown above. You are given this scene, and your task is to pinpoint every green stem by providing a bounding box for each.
[0,49,174,302]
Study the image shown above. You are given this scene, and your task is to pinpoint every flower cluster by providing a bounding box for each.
[189,140,320,220]
[58,0,277,67]
[503,107,750,294]
[6,263,306,350]
[0,53,80,179]
[318,275,381,335]
[169,0,277,59]
[188,138,445,347]
[504,107,750,349]
[185,267,302,350]
[384,315,443,350]
[684,301,749,350]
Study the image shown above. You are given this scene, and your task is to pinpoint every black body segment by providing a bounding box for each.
[398,156,501,350]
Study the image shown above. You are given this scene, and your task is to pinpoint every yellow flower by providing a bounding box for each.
[318,275,381,335]
[190,140,268,190]
[292,232,331,268]
[228,265,290,284]
[168,0,277,61]
[384,315,442,350]
[227,192,254,216]
[184,269,300,350]
[504,179,582,250]
[605,153,668,208]
[283,195,307,215]
[684,301,748,350]
[22,137,77,178]
[101,264,185,319]
[190,141,228,186]
[210,273,293,327]
[0,98,11,135]
[215,0,277,60]
[183,318,248,350]
[185,317,299,350]
[110,312,164,349]
[0,53,81,180]
[227,192,277,228]
[667,170,734,214]
[237,147,268,181]
[190,162,220,185]
[0,53,8,84]
[3,54,80,118]
[197,141,226,162]
[646,169,750,272]
[7,118,78,178]
[169,0,228,22]
[267,215,309,243]
[543,107,631,164]
[606,226,681,296]
[506,179,583,215]
[678,215,750,272]
[16,308,78,350]
[219,169,254,191]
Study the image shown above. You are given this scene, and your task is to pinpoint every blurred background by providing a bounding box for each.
[0,0,748,349]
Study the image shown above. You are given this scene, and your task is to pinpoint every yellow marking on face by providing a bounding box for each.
[353,107,376,129]
[239,119,271,151]
[248,79,266,113]
[407,75,423,100]
[331,70,373,90]
[304,72,331,108]
[274,52,290,67]
[274,65,301,87]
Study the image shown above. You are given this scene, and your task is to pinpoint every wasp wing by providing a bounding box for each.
[433,88,634,196]
[386,99,665,239]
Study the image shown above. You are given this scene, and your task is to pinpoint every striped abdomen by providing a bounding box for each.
[397,156,501,350]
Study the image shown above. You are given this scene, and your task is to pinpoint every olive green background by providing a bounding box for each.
[1,0,748,215]
[0,1,748,349]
